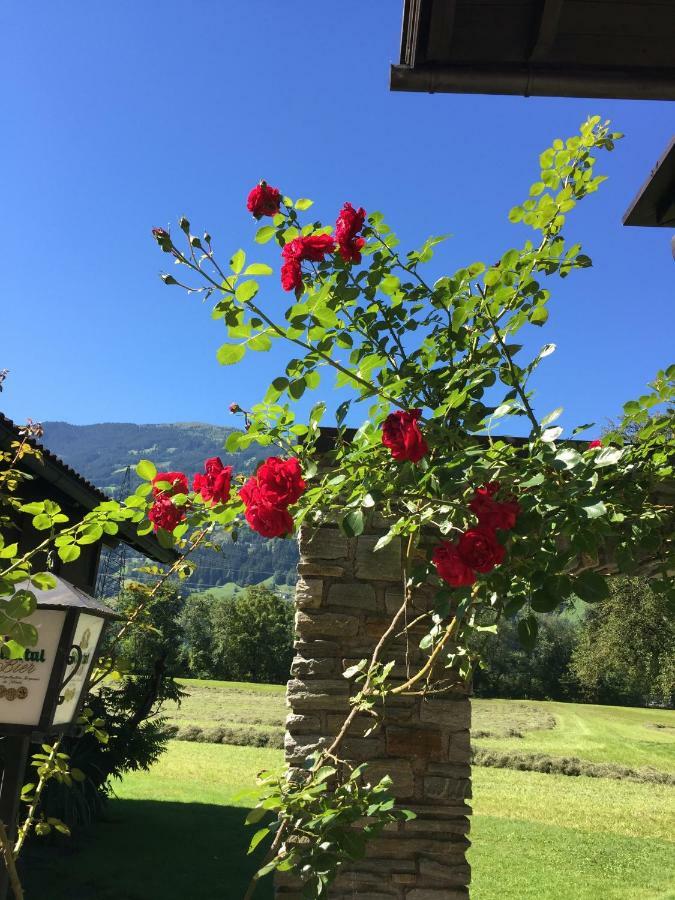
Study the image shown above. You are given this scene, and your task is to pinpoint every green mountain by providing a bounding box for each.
[41,421,299,592]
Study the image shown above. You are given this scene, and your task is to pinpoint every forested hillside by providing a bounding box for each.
[41,421,299,590]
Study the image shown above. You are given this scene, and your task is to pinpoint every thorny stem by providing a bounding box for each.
[172,244,410,414]
[478,286,541,436]
[0,822,23,899]
[13,737,62,858]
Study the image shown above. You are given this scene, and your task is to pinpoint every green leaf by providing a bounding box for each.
[136,459,157,481]
[225,432,243,452]
[531,576,572,613]
[235,280,259,303]
[30,572,57,591]
[555,448,582,470]
[294,198,314,211]
[288,379,306,400]
[518,614,538,651]
[230,249,246,274]
[574,571,610,604]
[255,226,275,244]
[248,333,272,352]
[541,426,563,443]
[530,306,549,326]
[32,514,52,531]
[243,263,273,276]
[248,826,270,854]
[340,509,364,539]
[78,524,103,545]
[245,806,267,826]
[58,544,81,564]
[217,343,246,366]
[594,447,624,467]
[6,589,37,618]
[583,500,607,519]
[541,407,563,427]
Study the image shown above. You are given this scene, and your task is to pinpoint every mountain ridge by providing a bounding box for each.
[40,420,299,591]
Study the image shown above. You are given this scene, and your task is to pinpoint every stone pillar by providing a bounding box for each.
[278,522,472,900]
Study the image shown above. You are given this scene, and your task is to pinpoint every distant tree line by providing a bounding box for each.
[180,585,294,684]
[474,576,674,708]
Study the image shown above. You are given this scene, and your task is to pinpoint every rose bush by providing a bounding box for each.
[2,117,671,899]
[141,116,672,896]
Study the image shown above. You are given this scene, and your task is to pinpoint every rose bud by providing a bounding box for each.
[152,227,173,253]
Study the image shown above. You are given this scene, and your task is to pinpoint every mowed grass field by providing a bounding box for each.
[23,680,675,900]
[166,677,675,772]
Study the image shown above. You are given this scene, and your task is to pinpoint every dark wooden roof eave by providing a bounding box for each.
[392,0,675,102]
[0,413,177,565]
[623,137,675,227]
[390,63,675,101]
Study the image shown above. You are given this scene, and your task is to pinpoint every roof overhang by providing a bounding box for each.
[0,414,176,565]
[623,137,675,227]
[392,0,675,101]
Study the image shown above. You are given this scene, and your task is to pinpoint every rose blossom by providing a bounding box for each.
[280,233,337,292]
[335,203,366,264]
[469,482,520,531]
[457,528,505,573]
[151,471,189,498]
[281,257,303,293]
[193,457,232,505]
[246,182,282,219]
[148,495,185,533]
[240,457,306,508]
[381,409,428,463]
[243,495,294,538]
[432,541,476,588]
[588,439,602,449]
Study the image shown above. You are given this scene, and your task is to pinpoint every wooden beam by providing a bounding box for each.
[390,62,675,100]
[530,0,565,61]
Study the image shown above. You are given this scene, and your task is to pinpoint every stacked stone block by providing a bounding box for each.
[278,522,472,899]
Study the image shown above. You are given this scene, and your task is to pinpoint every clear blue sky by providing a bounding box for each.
[1,2,673,438]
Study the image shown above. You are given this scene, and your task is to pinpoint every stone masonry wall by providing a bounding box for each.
[277,522,472,899]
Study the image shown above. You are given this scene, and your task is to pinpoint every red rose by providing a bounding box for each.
[281,257,303,293]
[335,203,366,264]
[457,528,505,573]
[432,541,476,587]
[241,457,306,508]
[382,409,428,463]
[243,496,294,538]
[151,471,189,498]
[469,482,520,531]
[247,182,282,219]
[193,457,232,505]
[148,495,185,533]
[280,234,336,292]
[588,439,602,449]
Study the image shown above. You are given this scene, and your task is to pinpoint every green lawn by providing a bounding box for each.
[23,741,675,900]
[472,699,675,772]
[165,678,675,773]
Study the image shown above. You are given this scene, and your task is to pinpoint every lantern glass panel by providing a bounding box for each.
[53,613,104,726]
[0,609,66,727]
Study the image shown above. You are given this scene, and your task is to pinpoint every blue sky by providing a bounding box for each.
[1,1,672,438]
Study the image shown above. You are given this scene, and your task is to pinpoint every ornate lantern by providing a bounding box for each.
[0,577,118,737]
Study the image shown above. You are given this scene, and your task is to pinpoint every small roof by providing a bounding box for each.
[392,0,675,100]
[16,576,119,618]
[623,138,675,227]
[0,412,176,564]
